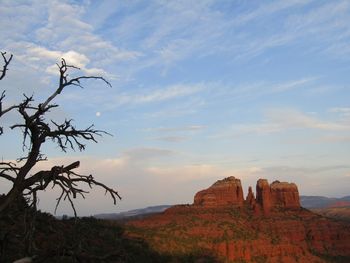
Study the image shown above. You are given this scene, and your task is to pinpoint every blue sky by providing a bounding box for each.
[1,0,350,216]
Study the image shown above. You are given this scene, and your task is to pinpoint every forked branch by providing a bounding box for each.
[23,161,121,216]
[0,52,13,80]
[40,59,111,110]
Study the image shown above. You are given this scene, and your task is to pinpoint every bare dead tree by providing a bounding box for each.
[0,56,121,216]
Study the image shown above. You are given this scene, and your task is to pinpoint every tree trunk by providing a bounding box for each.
[0,186,22,214]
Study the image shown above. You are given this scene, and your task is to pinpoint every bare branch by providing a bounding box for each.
[0,52,13,80]
[23,161,121,216]
[44,120,109,152]
[0,52,13,134]
[0,161,18,187]
[0,172,15,182]
[40,58,111,111]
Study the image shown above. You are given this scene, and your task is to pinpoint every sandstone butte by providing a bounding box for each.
[127,176,350,263]
[193,176,300,213]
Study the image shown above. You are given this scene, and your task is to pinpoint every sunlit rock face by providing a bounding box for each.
[270,180,300,209]
[256,179,300,213]
[256,179,272,213]
[194,177,300,213]
[193,176,244,207]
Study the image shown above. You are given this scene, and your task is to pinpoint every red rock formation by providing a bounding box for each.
[246,186,255,206]
[270,180,300,209]
[256,179,272,213]
[127,177,350,262]
[255,179,300,213]
[193,177,300,212]
[194,176,244,207]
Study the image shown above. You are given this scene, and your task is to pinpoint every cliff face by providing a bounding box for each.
[193,176,244,207]
[255,179,300,213]
[270,180,300,209]
[127,177,350,263]
[194,177,300,213]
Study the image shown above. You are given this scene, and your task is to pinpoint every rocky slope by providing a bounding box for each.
[312,207,350,221]
[126,177,350,263]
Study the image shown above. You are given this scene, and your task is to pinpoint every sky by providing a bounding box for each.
[0,0,350,216]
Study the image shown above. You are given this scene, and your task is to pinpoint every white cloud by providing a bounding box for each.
[329,107,350,117]
[213,78,315,101]
[143,97,206,118]
[1,0,140,82]
[13,43,108,76]
[152,136,187,143]
[114,83,204,106]
[149,125,206,133]
[315,135,350,143]
[216,108,350,138]
[123,147,175,162]
[147,164,225,182]
[265,109,350,131]
[3,0,350,82]
[144,125,206,143]
[233,0,314,26]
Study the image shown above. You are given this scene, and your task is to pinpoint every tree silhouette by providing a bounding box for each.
[0,53,121,216]
[0,52,12,81]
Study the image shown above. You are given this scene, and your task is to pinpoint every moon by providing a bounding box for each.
[96,111,101,117]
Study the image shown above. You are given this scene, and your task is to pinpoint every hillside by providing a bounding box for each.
[94,205,171,221]
[126,177,350,263]
[300,195,350,209]
[0,197,209,262]
[300,195,350,221]
[311,207,350,221]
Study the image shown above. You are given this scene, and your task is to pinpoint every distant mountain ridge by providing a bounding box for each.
[94,205,171,220]
[300,195,350,208]
[93,195,350,220]
[300,195,350,221]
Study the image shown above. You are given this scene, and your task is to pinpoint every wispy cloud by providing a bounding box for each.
[152,136,187,143]
[216,108,350,138]
[113,83,204,106]
[208,78,316,104]
[315,135,350,143]
[123,147,175,162]
[3,0,350,81]
[144,125,206,143]
[329,107,350,117]
[148,125,206,133]
[105,0,350,69]
[265,109,350,131]
[0,0,140,80]
[232,78,315,97]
